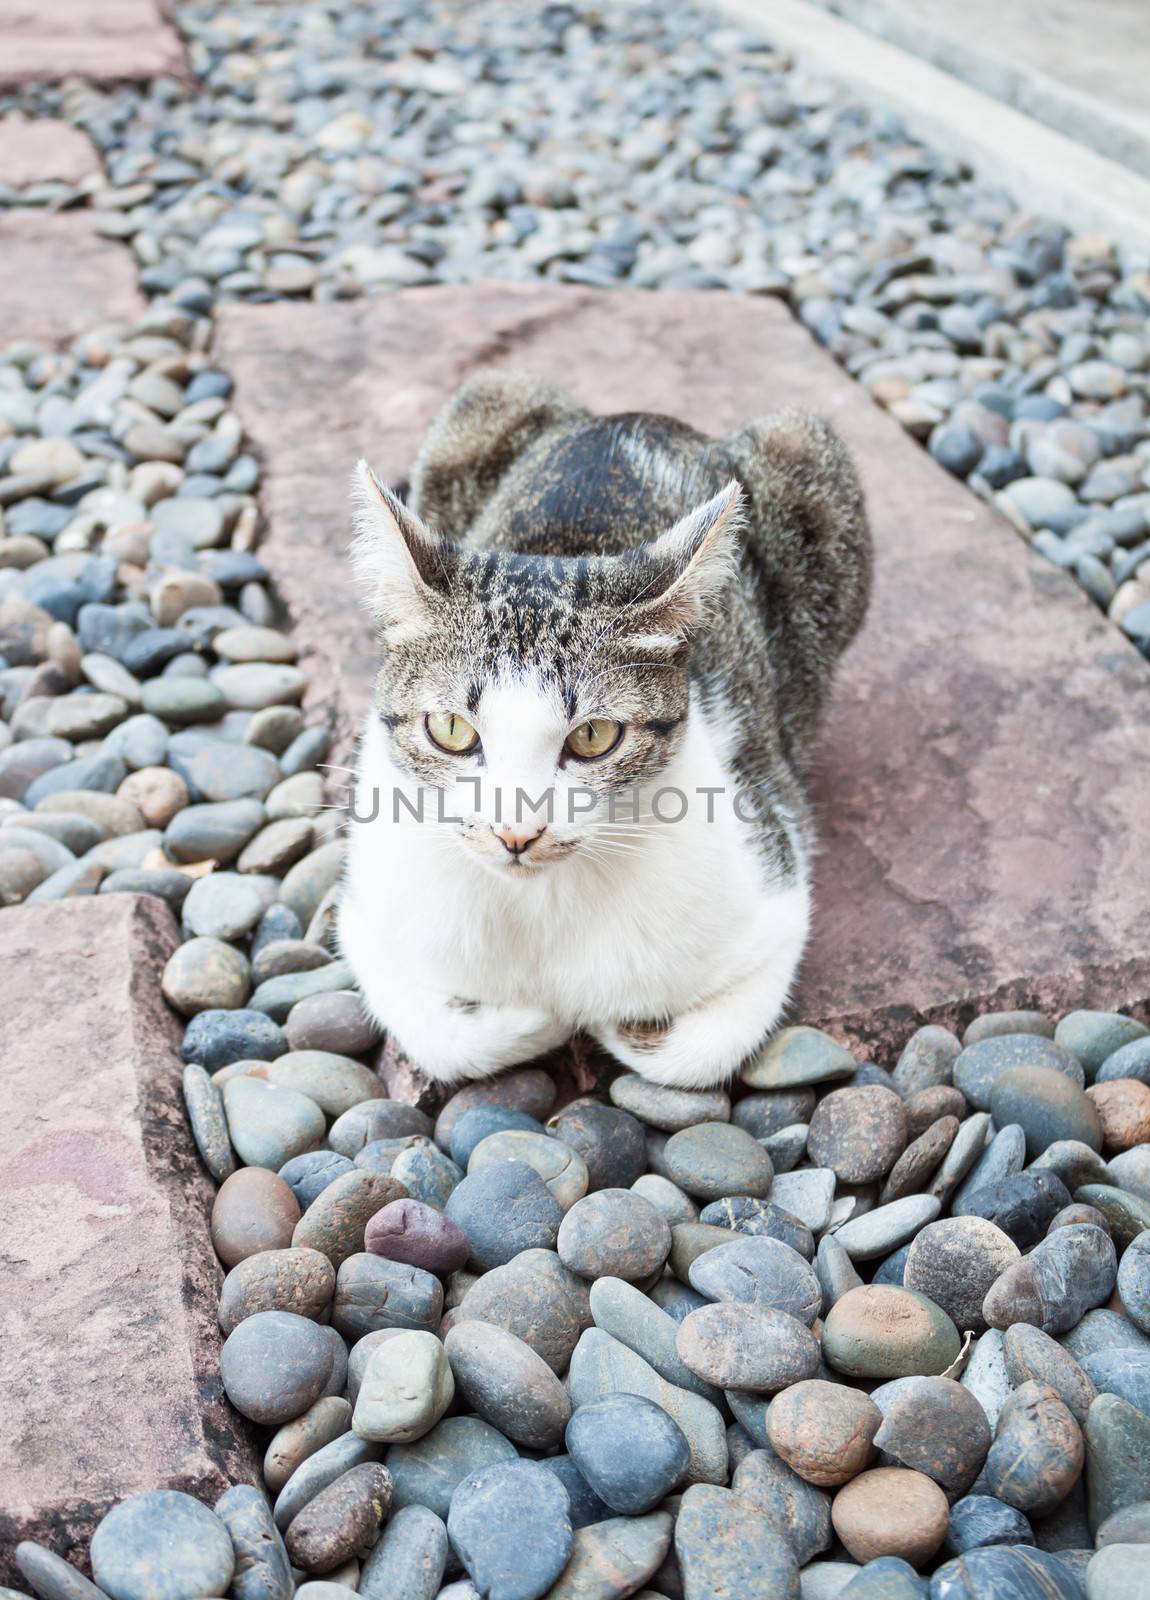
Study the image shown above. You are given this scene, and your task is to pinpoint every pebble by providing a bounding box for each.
[453,1246,590,1373]
[953,1035,1084,1110]
[550,1101,647,1189]
[983,1223,1117,1334]
[447,1160,564,1269]
[264,1397,353,1495]
[903,1217,1021,1333]
[219,1310,339,1425]
[1088,1078,1150,1150]
[1087,1394,1150,1530]
[352,1329,454,1443]
[264,1049,382,1117]
[688,1235,822,1325]
[674,1482,799,1600]
[434,1067,556,1152]
[387,1415,518,1519]
[980,1380,1084,1514]
[930,1547,1082,1600]
[182,1062,236,1183]
[609,1073,731,1130]
[956,1168,1071,1249]
[808,1086,907,1182]
[329,1100,433,1157]
[214,1484,293,1600]
[767,1379,881,1486]
[90,1491,235,1600]
[943,1494,1033,1555]
[272,1430,381,1532]
[449,1106,548,1168]
[557,1187,671,1280]
[1002,1324,1098,1424]
[587,1274,712,1397]
[662,1120,773,1201]
[365,1198,470,1275]
[182,1007,287,1068]
[357,1504,447,1600]
[880,1118,959,1204]
[279,1150,355,1210]
[770,1168,838,1232]
[832,1467,949,1566]
[823,1286,962,1378]
[566,1394,690,1513]
[742,1025,856,1089]
[162,935,250,1016]
[13,1544,110,1600]
[1087,1545,1150,1600]
[1076,1183,1150,1250]
[988,1064,1103,1156]
[677,1302,820,1391]
[284,1462,391,1574]
[218,1247,335,1335]
[833,1195,942,1260]
[469,1128,589,1209]
[444,1320,572,1448]
[951,1124,1027,1212]
[700,1196,813,1256]
[448,1461,573,1600]
[891,1026,961,1096]
[731,1447,832,1565]
[1118,1231,1150,1333]
[632,1172,698,1225]
[291,1168,404,1267]
[733,1088,817,1139]
[333,1252,443,1340]
[541,1512,672,1600]
[1056,1010,1148,1073]
[222,1076,324,1170]
[210,1166,301,1270]
[285,989,379,1055]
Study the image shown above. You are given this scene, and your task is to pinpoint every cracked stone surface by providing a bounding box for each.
[0,0,186,87]
[217,283,1150,1047]
[0,894,257,1581]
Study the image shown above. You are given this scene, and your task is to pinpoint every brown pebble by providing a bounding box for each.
[292,1170,406,1267]
[364,1198,470,1275]
[284,1461,392,1572]
[904,1085,967,1141]
[980,1380,1084,1515]
[831,1466,949,1565]
[218,1247,336,1335]
[879,1116,959,1204]
[1087,1079,1150,1153]
[117,765,189,828]
[211,1167,300,1269]
[264,1396,352,1493]
[1049,1203,1110,1235]
[807,1086,908,1183]
[676,1302,820,1392]
[1002,1324,1098,1426]
[766,1379,880,1487]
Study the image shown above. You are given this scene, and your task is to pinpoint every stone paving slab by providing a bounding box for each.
[0,0,186,87]
[0,211,145,347]
[0,894,256,1581]
[217,285,1150,1051]
[0,117,99,187]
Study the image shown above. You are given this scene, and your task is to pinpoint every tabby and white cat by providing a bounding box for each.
[338,374,870,1088]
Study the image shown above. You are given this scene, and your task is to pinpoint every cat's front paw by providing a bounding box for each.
[401,997,570,1085]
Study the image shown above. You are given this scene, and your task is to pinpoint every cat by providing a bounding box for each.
[338,372,871,1088]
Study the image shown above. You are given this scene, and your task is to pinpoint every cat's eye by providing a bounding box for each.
[425,711,479,754]
[565,718,624,760]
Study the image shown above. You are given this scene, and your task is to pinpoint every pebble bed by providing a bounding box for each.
[4,0,1150,642]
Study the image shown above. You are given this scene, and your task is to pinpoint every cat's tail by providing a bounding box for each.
[723,408,872,768]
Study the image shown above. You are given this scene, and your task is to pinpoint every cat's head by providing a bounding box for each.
[350,461,742,874]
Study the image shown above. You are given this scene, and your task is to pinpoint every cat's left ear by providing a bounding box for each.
[350,461,453,632]
[633,479,744,636]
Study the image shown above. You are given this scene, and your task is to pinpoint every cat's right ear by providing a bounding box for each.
[350,461,451,633]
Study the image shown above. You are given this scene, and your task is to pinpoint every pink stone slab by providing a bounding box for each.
[0,117,98,187]
[0,0,186,86]
[0,211,144,348]
[0,894,256,1580]
[216,284,1150,1052]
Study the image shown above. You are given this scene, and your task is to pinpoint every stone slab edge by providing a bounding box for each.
[700,0,1150,252]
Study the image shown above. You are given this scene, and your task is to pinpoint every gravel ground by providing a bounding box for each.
[4,0,1150,640]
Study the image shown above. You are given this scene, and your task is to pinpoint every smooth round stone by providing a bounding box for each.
[964,1011,1054,1046]
[663,1121,773,1201]
[251,932,330,988]
[609,1073,731,1131]
[291,1168,404,1267]
[633,1173,698,1225]
[566,1394,690,1513]
[674,1482,799,1600]
[1087,1545,1150,1600]
[390,1141,464,1211]
[1118,1232,1150,1334]
[365,1198,470,1275]
[182,871,272,941]
[443,1321,572,1449]
[139,676,226,724]
[386,1415,517,1519]
[550,1101,646,1189]
[163,935,250,1016]
[345,1329,408,1408]
[730,1447,832,1566]
[741,1025,855,1089]
[904,1218,1021,1334]
[271,1429,381,1533]
[328,1100,433,1158]
[767,1380,881,1487]
[880,1117,960,1204]
[808,1086,907,1182]
[1076,1184,1150,1251]
[543,1512,673,1599]
[983,1224,1117,1335]
[1078,1347,1150,1417]
[588,1275,716,1404]
[222,1076,324,1170]
[1087,1393,1150,1530]
[981,1381,1084,1514]
[165,799,266,866]
[688,1236,822,1326]
[279,1150,356,1211]
[832,1467,949,1567]
[1003,1324,1098,1424]
[557,1187,671,1281]
[1088,1080,1150,1152]
[770,1168,837,1232]
[264,1397,353,1495]
[249,958,355,1023]
[213,663,307,709]
[1104,1150,1150,1208]
[677,1302,819,1392]
[182,1062,236,1182]
[1056,1012,1148,1075]
[833,1195,942,1261]
[762,1124,811,1174]
[868,1375,990,1498]
[817,1234,864,1312]
[951,1124,1027,1212]
[446,1160,564,1270]
[434,1068,557,1154]
[333,1252,443,1340]
[184,741,281,805]
[953,1035,1084,1110]
[892,1026,962,1096]
[670,1222,740,1280]
[944,1494,1033,1555]
[285,990,379,1055]
[537,1455,613,1532]
[15,1542,126,1600]
[264,1050,382,1118]
[1097,1039,1150,1085]
[218,1247,335,1336]
[930,1546,1082,1600]
[220,1310,338,1425]
[824,1286,962,1379]
[181,1007,287,1068]
[214,625,297,663]
[284,1462,390,1574]
[989,1065,1103,1157]
[1064,1308,1150,1363]
[733,1088,817,1139]
[448,1106,548,1169]
[357,1503,447,1600]
[1097,1502,1150,1546]
[468,1129,589,1209]
[352,1330,454,1444]
[211,1166,300,1268]
[452,1250,589,1375]
[837,1555,924,1600]
[956,1168,1071,1249]
[214,1483,293,1600]
[699,1197,813,1257]
[447,1461,573,1600]
[90,1491,235,1600]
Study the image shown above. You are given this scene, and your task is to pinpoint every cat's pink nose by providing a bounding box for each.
[493,824,546,856]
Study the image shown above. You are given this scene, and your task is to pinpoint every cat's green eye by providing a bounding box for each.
[566,718,624,760]
[425,711,479,754]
